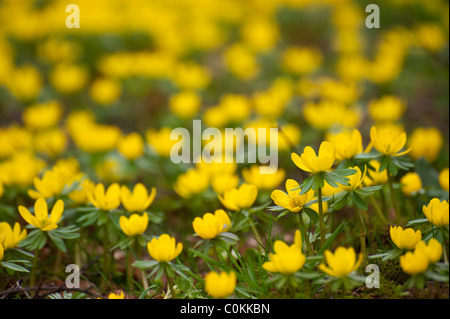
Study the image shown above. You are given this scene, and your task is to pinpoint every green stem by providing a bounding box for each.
[354,206,367,257]
[442,235,449,264]
[30,248,39,289]
[387,173,400,224]
[369,195,387,225]
[297,211,313,255]
[164,267,177,299]
[249,218,263,248]
[126,249,133,291]
[136,242,149,293]
[317,187,326,248]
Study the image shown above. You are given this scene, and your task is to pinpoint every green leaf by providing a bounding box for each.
[0,261,30,273]
[349,192,368,210]
[406,218,429,227]
[330,193,349,211]
[133,260,159,269]
[302,207,319,224]
[48,231,67,253]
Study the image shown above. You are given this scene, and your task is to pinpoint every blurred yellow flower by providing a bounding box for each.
[33,128,67,157]
[119,213,149,237]
[369,125,410,157]
[278,123,301,152]
[173,168,210,198]
[7,64,42,102]
[87,183,121,211]
[22,101,62,130]
[0,222,27,250]
[414,23,447,52]
[242,165,285,190]
[205,271,236,299]
[390,226,422,250]
[282,46,322,75]
[70,122,121,154]
[263,230,305,275]
[368,95,406,123]
[303,100,360,131]
[326,129,363,161]
[18,198,64,231]
[242,18,278,53]
[218,183,258,211]
[415,239,443,264]
[89,77,121,105]
[400,249,429,275]
[117,132,145,160]
[146,127,179,157]
[408,127,443,163]
[211,174,239,195]
[319,247,363,278]
[400,172,422,195]
[120,183,156,213]
[271,179,314,213]
[50,63,88,94]
[28,169,70,199]
[108,291,125,299]
[68,178,95,204]
[363,160,388,186]
[193,209,231,239]
[147,234,183,263]
[223,44,259,81]
[0,182,3,198]
[171,62,210,90]
[291,141,335,174]
[169,90,201,119]
[439,168,449,191]
[0,152,45,187]
[422,198,449,227]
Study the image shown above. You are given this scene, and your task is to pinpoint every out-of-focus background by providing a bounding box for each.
[0,0,448,208]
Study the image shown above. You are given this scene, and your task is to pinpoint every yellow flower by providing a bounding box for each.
[282,46,322,75]
[0,222,27,250]
[171,62,210,90]
[0,181,3,198]
[22,101,62,130]
[291,141,335,173]
[87,183,121,211]
[415,239,443,264]
[326,129,363,161]
[117,132,144,161]
[107,291,125,299]
[242,165,285,190]
[28,169,67,199]
[193,209,232,239]
[278,123,301,152]
[414,23,447,52]
[223,44,259,81]
[173,168,210,199]
[302,100,361,131]
[408,127,443,163]
[363,160,388,186]
[204,271,236,299]
[217,94,251,123]
[120,183,156,213]
[439,168,449,191]
[169,90,201,119]
[119,213,149,237]
[70,122,121,154]
[271,179,314,213]
[8,64,42,102]
[89,77,121,106]
[340,166,366,192]
[422,198,449,227]
[218,183,258,211]
[68,178,95,204]
[211,174,239,195]
[390,226,422,250]
[319,247,363,278]
[400,172,422,195]
[242,18,278,53]
[400,249,429,276]
[18,198,64,231]
[146,127,179,157]
[33,128,67,157]
[50,63,88,94]
[263,230,305,275]
[147,234,183,263]
[368,95,406,123]
[369,125,410,156]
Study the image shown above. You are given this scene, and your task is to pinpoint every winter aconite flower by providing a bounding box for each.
[339,166,366,192]
[87,183,121,210]
[422,198,449,227]
[204,271,236,299]
[193,209,231,239]
[218,183,258,211]
[390,226,422,250]
[147,234,183,263]
[0,222,27,250]
[439,168,449,191]
[119,213,149,237]
[291,141,335,173]
[117,132,144,161]
[415,239,443,264]
[18,198,64,231]
[107,291,125,299]
[263,230,305,275]
[408,127,443,163]
[369,126,410,157]
[319,247,363,278]
[400,172,422,195]
[242,165,285,190]
[363,160,388,186]
[271,179,313,213]
[120,183,156,213]
[400,248,429,276]
[326,129,363,161]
